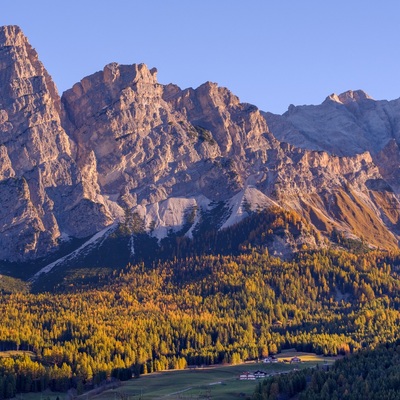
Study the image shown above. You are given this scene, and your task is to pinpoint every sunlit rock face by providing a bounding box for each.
[263,89,400,192]
[60,63,400,251]
[0,26,112,261]
[0,25,399,262]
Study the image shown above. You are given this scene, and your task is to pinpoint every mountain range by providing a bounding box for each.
[0,25,399,271]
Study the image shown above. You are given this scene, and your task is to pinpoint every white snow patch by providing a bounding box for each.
[29,224,117,282]
[220,186,279,230]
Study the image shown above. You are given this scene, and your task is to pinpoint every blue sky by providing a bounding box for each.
[1,0,400,114]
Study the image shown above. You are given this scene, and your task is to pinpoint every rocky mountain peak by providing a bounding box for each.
[0,26,113,261]
[324,90,372,105]
[338,89,372,104]
[325,93,342,104]
[0,25,24,46]
[61,59,272,210]
[63,62,158,132]
[0,25,61,114]
[0,24,72,178]
[102,62,158,86]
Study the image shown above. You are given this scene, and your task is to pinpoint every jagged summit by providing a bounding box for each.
[325,90,373,105]
[264,87,400,192]
[0,25,24,45]
[0,25,112,261]
[0,24,61,112]
[338,89,373,103]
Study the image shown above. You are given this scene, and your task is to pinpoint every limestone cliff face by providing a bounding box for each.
[62,63,212,207]
[62,62,399,250]
[0,26,111,261]
[0,25,399,263]
[262,91,400,248]
[61,64,272,206]
[263,90,400,192]
[268,145,399,249]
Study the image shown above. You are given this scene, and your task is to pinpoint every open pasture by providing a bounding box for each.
[89,352,335,400]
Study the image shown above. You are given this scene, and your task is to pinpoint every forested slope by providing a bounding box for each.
[0,247,400,397]
[254,340,400,400]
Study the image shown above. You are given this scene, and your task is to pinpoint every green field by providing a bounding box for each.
[9,352,337,400]
[85,352,336,400]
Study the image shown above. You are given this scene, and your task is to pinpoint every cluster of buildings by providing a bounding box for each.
[238,370,267,380]
[238,356,301,380]
[262,356,301,364]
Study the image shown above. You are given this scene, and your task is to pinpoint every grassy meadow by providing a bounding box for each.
[85,352,336,400]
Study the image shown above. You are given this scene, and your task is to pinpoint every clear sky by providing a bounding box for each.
[1,0,400,114]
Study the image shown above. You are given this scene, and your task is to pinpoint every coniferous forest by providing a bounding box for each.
[0,209,399,398]
[254,340,400,400]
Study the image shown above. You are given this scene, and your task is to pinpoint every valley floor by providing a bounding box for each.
[85,351,335,400]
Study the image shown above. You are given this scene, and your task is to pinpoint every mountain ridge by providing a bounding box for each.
[0,25,399,266]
